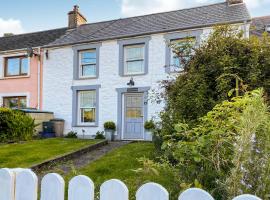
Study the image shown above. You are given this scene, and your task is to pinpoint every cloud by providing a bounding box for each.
[244,0,270,8]
[120,0,270,17]
[121,0,189,17]
[0,18,24,36]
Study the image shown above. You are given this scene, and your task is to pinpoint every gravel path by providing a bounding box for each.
[34,141,131,179]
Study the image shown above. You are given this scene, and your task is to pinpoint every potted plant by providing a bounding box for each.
[104,121,116,141]
[144,120,155,141]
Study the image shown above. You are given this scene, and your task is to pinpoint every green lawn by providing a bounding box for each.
[65,142,179,200]
[0,138,102,168]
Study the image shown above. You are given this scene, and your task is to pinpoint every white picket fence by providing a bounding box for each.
[0,168,262,200]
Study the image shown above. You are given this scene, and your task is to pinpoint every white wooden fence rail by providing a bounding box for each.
[0,168,262,200]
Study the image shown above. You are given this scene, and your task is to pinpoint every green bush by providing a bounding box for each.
[95,131,105,139]
[0,108,36,142]
[144,120,155,130]
[157,25,270,135]
[104,121,116,130]
[65,131,78,138]
[158,89,270,199]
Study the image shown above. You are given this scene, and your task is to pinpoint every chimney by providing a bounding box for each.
[68,5,87,28]
[227,0,243,5]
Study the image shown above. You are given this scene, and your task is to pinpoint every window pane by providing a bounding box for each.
[81,51,96,64]
[6,58,20,76]
[21,58,29,75]
[19,97,27,108]
[125,60,144,74]
[126,108,142,118]
[81,108,96,123]
[80,91,96,108]
[82,64,96,77]
[125,45,144,60]
[3,96,26,109]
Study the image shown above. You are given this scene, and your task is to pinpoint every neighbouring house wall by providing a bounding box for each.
[42,24,249,139]
[0,51,41,108]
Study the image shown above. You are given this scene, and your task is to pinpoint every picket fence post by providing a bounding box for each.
[0,168,15,200]
[68,175,94,200]
[232,194,262,200]
[100,179,128,200]
[40,173,65,200]
[136,182,169,200]
[15,169,38,200]
[178,188,214,200]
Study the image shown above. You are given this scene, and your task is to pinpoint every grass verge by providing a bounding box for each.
[0,138,102,168]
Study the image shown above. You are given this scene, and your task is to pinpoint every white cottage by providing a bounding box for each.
[42,0,251,140]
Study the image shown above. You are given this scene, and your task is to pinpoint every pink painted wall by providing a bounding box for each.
[0,52,42,109]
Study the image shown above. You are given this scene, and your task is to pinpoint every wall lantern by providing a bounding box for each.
[127,77,135,87]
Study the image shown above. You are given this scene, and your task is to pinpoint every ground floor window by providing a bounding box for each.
[78,90,96,125]
[3,96,27,109]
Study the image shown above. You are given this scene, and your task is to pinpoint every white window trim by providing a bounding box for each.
[78,50,97,79]
[77,90,97,126]
[0,92,30,108]
[124,44,145,76]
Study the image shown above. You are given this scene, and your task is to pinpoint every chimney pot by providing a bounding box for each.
[227,0,243,5]
[68,5,87,29]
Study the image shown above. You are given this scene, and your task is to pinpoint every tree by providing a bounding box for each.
[157,25,270,136]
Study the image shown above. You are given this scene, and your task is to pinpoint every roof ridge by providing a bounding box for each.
[79,1,228,28]
[252,15,270,20]
[0,27,68,39]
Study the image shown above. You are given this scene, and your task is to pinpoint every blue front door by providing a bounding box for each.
[123,93,144,140]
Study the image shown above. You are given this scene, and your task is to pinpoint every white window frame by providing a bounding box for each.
[169,38,196,73]
[79,50,97,79]
[77,90,97,126]
[124,44,145,75]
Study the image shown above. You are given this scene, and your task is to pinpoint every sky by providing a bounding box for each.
[0,0,270,36]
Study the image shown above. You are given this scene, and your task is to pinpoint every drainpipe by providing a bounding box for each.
[37,47,41,110]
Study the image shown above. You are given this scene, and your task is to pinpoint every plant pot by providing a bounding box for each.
[105,129,115,141]
[144,130,153,141]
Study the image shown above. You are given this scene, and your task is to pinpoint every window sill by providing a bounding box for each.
[121,73,147,77]
[77,76,98,80]
[73,125,98,127]
[1,75,30,80]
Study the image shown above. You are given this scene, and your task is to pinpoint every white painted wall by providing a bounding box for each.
[43,34,168,138]
[43,25,248,139]
[0,56,3,79]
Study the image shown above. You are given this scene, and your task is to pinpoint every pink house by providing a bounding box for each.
[0,29,68,109]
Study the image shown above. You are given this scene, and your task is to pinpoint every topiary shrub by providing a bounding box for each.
[144,120,155,130]
[104,121,116,130]
[0,108,36,142]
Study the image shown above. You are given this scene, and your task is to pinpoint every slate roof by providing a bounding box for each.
[48,2,250,47]
[0,1,250,51]
[0,28,69,52]
[250,16,270,36]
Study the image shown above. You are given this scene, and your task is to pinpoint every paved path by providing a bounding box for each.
[34,141,131,179]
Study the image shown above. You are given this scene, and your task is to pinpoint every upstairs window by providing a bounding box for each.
[78,90,97,125]
[170,38,196,73]
[5,56,29,77]
[3,96,27,109]
[79,50,97,78]
[124,44,145,75]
